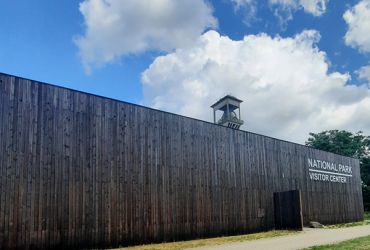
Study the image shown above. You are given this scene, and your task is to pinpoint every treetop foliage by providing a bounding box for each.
[305,130,370,159]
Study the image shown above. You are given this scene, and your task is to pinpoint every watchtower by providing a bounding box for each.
[211,95,244,130]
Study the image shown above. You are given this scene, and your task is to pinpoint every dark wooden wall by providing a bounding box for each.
[0,73,364,249]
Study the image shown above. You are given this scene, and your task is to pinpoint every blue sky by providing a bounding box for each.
[1,0,370,143]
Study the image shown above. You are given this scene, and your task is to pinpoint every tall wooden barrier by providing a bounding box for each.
[0,73,364,249]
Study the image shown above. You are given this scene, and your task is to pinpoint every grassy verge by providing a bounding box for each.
[365,213,370,220]
[325,221,370,229]
[302,235,370,250]
[112,230,300,250]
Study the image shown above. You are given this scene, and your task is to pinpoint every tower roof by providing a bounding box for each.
[210,95,243,108]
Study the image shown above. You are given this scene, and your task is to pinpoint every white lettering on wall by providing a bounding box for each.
[307,158,352,184]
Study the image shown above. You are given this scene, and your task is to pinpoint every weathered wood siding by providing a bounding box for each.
[0,73,364,249]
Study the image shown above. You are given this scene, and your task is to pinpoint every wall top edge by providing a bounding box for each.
[0,72,360,162]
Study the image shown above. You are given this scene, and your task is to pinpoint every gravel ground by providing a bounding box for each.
[187,225,370,250]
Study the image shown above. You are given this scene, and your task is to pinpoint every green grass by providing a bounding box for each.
[365,213,370,220]
[111,230,300,250]
[302,235,370,250]
[325,221,370,229]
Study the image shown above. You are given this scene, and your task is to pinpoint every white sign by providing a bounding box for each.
[308,158,352,184]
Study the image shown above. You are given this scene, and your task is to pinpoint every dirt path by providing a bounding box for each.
[187,225,370,250]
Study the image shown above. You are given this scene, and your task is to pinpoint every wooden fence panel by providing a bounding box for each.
[0,73,364,249]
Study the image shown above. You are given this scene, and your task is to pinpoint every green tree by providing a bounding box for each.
[305,130,370,213]
[363,186,370,213]
[361,158,370,213]
[305,130,369,159]
[361,157,370,187]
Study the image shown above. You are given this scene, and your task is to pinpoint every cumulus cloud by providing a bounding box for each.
[141,30,370,144]
[270,0,329,28]
[299,0,328,16]
[344,0,370,53]
[357,63,370,84]
[344,0,370,88]
[74,0,218,74]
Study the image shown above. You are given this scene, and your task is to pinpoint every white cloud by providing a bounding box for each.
[344,0,370,89]
[228,0,328,28]
[229,0,258,26]
[270,0,328,16]
[230,0,254,9]
[74,0,218,74]
[141,30,370,144]
[357,63,370,84]
[344,0,370,53]
[270,0,329,28]
[299,0,328,16]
